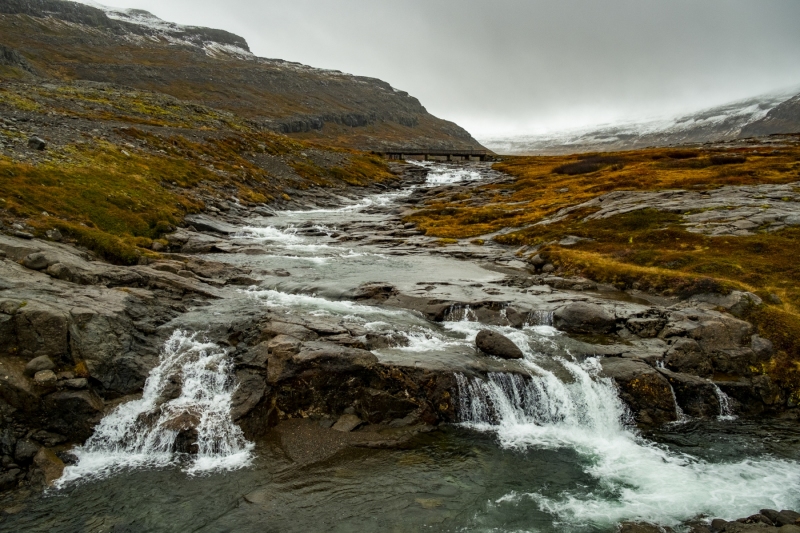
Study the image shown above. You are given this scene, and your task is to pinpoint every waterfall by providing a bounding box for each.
[712,383,737,421]
[666,382,688,423]
[527,310,554,327]
[443,304,477,323]
[57,330,254,487]
[454,360,800,528]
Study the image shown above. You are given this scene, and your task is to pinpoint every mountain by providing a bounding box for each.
[482,88,800,155]
[0,0,483,151]
[741,93,800,138]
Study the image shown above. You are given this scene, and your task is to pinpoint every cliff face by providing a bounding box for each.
[0,0,483,151]
[740,93,800,138]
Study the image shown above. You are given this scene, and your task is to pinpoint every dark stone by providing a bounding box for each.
[359,388,418,423]
[230,369,267,420]
[657,368,720,418]
[13,439,39,463]
[625,317,667,338]
[475,329,524,360]
[600,358,677,426]
[553,302,616,335]
[665,338,711,377]
[183,214,239,235]
[42,390,105,441]
[0,471,17,491]
[750,335,774,361]
[27,136,46,150]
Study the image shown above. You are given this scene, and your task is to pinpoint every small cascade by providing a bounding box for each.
[666,382,689,423]
[57,330,254,486]
[443,304,477,323]
[526,310,554,327]
[453,360,800,528]
[712,383,737,420]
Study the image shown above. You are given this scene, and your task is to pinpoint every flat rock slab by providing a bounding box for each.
[184,214,240,235]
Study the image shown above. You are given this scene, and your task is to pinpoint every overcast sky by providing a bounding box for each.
[84,0,800,138]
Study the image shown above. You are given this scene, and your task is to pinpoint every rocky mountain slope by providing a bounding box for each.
[483,89,800,155]
[0,0,483,151]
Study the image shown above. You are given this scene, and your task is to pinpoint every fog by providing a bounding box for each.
[80,0,800,137]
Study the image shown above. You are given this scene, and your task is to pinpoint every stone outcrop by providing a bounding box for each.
[475,330,524,360]
[554,302,617,335]
[599,358,677,426]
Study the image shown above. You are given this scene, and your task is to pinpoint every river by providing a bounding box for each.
[5,162,800,532]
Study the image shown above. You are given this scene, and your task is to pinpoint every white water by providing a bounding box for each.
[57,331,254,487]
[456,366,800,528]
[713,383,737,421]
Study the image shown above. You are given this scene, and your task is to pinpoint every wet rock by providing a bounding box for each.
[29,430,66,447]
[183,214,239,235]
[230,369,267,420]
[657,368,720,418]
[665,338,711,376]
[263,321,318,341]
[600,358,677,426]
[14,439,39,463]
[541,263,555,273]
[528,254,546,267]
[0,471,18,491]
[165,412,200,454]
[237,340,270,368]
[266,334,302,383]
[42,390,104,441]
[554,302,616,335]
[24,355,55,377]
[475,330,524,360]
[32,447,64,486]
[331,414,363,432]
[359,388,419,423]
[33,370,57,387]
[619,522,674,533]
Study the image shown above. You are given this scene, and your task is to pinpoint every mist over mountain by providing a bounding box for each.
[482,88,800,155]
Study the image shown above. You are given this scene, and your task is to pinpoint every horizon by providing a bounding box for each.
[72,0,800,139]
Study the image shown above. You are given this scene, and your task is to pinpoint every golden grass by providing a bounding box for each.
[405,143,800,395]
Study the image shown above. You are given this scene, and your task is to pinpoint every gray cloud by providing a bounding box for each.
[93,0,800,137]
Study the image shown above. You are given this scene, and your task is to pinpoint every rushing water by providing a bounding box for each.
[6,163,799,532]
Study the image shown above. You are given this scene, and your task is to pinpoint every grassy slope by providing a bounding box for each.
[0,78,393,264]
[406,145,800,399]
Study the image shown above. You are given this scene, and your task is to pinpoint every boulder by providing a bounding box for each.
[33,447,65,486]
[21,251,53,270]
[42,390,104,441]
[266,334,302,383]
[689,317,753,353]
[24,355,55,377]
[690,291,762,318]
[359,388,419,424]
[14,439,39,463]
[750,335,774,361]
[600,358,677,426]
[230,370,267,420]
[475,330,524,359]
[331,414,363,432]
[657,368,720,418]
[554,302,616,335]
[665,338,712,376]
[27,136,46,150]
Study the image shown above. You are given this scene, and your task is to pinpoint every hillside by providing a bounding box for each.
[0,0,483,151]
[483,89,800,155]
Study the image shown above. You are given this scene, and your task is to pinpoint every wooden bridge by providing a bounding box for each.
[372,148,491,162]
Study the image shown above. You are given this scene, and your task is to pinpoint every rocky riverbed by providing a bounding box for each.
[0,162,798,531]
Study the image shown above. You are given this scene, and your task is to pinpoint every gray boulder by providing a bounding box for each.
[475,330,524,360]
[554,302,616,335]
[665,338,711,376]
[24,355,55,377]
[657,368,720,418]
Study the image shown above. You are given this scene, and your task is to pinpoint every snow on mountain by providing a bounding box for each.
[482,88,800,155]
